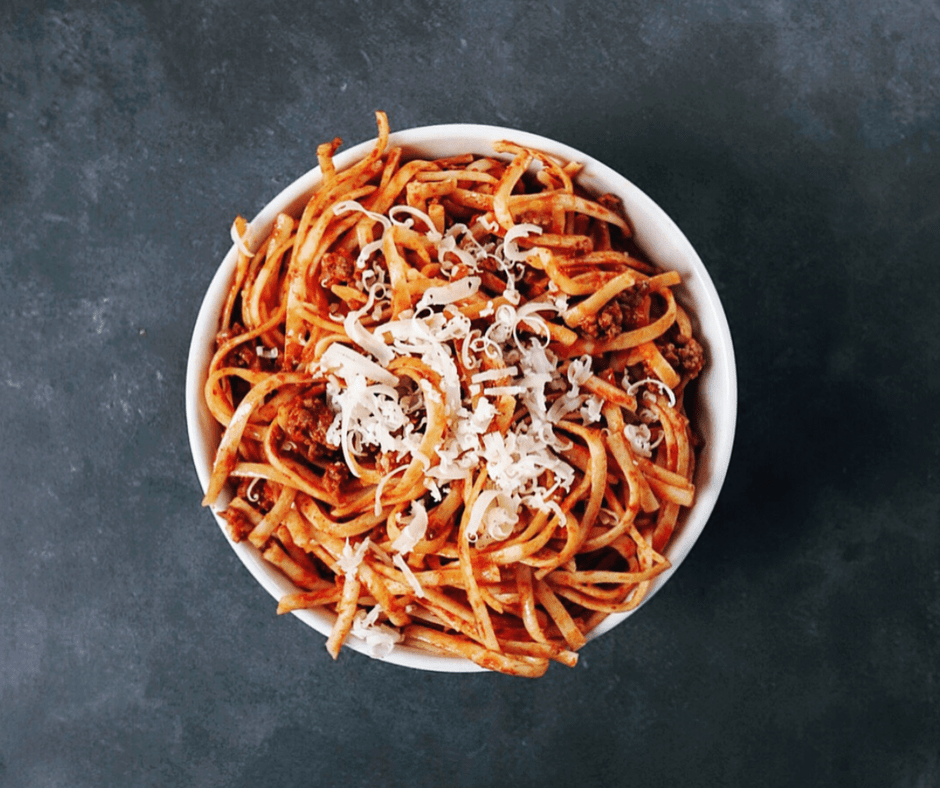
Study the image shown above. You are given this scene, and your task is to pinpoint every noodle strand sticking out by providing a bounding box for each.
[203,112,705,677]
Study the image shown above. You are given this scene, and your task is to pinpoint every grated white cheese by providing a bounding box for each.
[351,605,402,658]
[567,355,593,389]
[343,279,395,365]
[624,423,663,458]
[337,537,371,578]
[625,375,677,407]
[374,465,408,515]
[502,223,543,263]
[483,385,526,396]
[465,489,520,545]
[546,391,585,423]
[479,216,501,234]
[416,277,481,310]
[245,476,262,503]
[230,219,256,258]
[580,394,605,424]
[470,366,519,384]
[391,500,429,554]
[425,477,444,502]
[436,233,478,273]
[303,199,614,557]
[334,199,392,231]
[319,343,399,386]
[393,553,426,598]
[389,204,443,240]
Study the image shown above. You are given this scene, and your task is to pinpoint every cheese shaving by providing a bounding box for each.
[230,219,256,258]
[374,465,408,515]
[334,199,392,231]
[580,394,605,424]
[503,223,543,263]
[319,343,398,386]
[337,537,371,578]
[465,489,520,545]
[391,501,429,553]
[351,605,402,658]
[389,204,443,240]
[624,423,663,458]
[416,277,481,310]
[393,553,426,598]
[471,366,519,383]
[625,375,677,407]
[567,355,593,389]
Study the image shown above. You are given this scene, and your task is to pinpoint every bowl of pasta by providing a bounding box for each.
[186,113,737,677]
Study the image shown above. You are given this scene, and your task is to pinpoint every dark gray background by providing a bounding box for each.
[1,1,938,786]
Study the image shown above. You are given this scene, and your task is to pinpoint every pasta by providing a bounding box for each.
[202,112,705,677]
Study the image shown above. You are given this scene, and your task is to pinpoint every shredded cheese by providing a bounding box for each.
[303,199,655,564]
[502,223,543,263]
[417,277,481,309]
[319,343,398,386]
[624,423,663,458]
[390,501,429,553]
[389,204,443,240]
[625,375,677,407]
[337,537,371,578]
[393,553,426,598]
[350,605,402,658]
[230,219,256,258]
[580,394,605,424]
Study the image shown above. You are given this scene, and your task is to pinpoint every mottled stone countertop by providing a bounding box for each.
[1,2,937,786]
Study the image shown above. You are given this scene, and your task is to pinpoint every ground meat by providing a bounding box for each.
[215,326,237,348]
[235,477,277,513]
[657,341,680,370]
[276,390,339,464]
[578,280,650,340]
[597,193,630,233]
[656,335,705,379]
[219,507,254,543]
[322,461,350,497]
[216,323,281,372]
[215,323,259,370]
[597,192,626,217]
[677,337,705,378]
[320,252,356,289]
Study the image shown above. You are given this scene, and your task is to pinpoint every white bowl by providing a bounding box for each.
[186,123,738,673]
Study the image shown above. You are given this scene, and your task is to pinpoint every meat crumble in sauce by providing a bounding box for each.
[655,328,706,379]
[238,477,277,513]
[272,388,360,496]
[578,280,651,340]
[218,479,276,542]
[220,390,349,542]
[216,323,281,373]
[596,193,629,231]
[216,323,260,370]
[322,461,350,497]
[319,252,356,290]
[220,506,254,543]
[276,388,340,464]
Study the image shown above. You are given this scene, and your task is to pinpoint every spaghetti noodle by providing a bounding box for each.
[202,112,705,677]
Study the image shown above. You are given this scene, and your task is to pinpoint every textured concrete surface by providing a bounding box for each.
[1,1,938,786]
